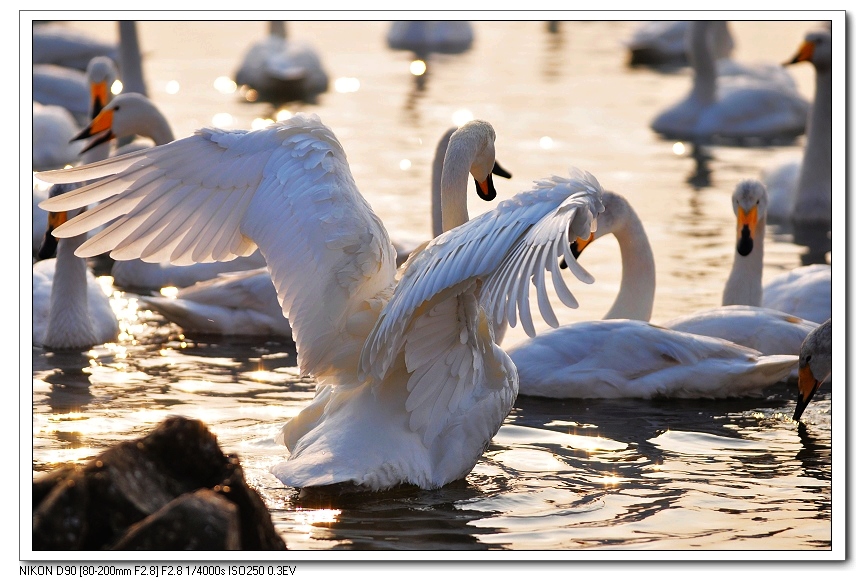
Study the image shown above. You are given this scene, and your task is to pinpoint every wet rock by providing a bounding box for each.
[33,416,286,550]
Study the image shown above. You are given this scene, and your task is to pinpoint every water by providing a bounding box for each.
[27,19,841,557]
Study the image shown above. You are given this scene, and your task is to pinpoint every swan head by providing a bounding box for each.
[72,92,168,153]
[786,29,832,73]
[86,56,119,119]
[559,191,632,266]
[794,318,831,421]
[731,179,768,257]
[447,120,512,202]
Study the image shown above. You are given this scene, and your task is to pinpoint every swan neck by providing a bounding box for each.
[431,128,456,238]
[118,21,148,97]
[794,67,832,218]
[688,24,717,104]
[439,141,474,234]
[722,219,765,306]
[44,234,98,348]
[604,207,655,321]
[269,21,287,39]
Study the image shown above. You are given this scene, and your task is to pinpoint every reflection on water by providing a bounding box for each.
[29,19,837,553]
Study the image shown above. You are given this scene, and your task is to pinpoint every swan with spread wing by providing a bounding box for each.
[37,114,604,492]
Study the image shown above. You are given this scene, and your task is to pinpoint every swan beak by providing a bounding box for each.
[72,107,116,153]
[785,40,815,66]
[475,161,511,202]
[559,232,595,269]
[793,362,821,421]
[37,210,69,260]
[735,206,758,256]
[90,79,110,119]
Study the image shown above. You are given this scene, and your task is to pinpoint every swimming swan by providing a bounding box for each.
[37,115,604,491]
[651,21,809,144]
[793,318,831,420]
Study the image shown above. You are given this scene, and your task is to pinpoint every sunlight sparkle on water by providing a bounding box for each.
[399,159,412,171]
[276,109,293,121]
[213,76,237,94]
[252,117,274,130]
[110,80,123,95]
[333,77,360,93]
[296,509,341,535]
[452,109,474,127]
[409,60,427,76]
[160,286,179,299]
[672,142,686,155]
[165,80,180,95]
[539,136,554,149]
[212,113,235,128]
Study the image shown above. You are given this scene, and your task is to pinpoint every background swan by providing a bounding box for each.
[762,28,832,225]
[651,20,809,144]
[387,21,474,57]
[33,102,83,171]
[625,20,733,68]
[33,22,118,70]
[33,192,119,350]
[234,21,329,103]
[38,115,604,491]
[793,318,831,421]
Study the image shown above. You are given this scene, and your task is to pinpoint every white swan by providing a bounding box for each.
[793,318,831,421]
[38,115,604,491]
[762,29,832,225]
[33,23,118,70]
[651,21,809,144]
[70,92,269,289]
[625,20,733,68]
[33,64,90,124]
[508,320,797,399]
[33,192,119,350]
[387,21,474,56]
[761,264,831,324]
[33,102,83,171]
[136,126,483,338]
[234,21,328,103]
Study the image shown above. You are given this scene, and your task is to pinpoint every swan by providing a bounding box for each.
[387,21,474,56]
[793,318,831,421]
[33,23,118,70]
[234,21,329,103]
[651,21,809,144]
[761,264,831,324]
[762,29,832,225]
[33,64,90,124]
[33,191,119,350]
[135,126,483,338]
[37,114,605,491]
[32,102,83,171]
[69,91,269,289]
[625,20,733,68]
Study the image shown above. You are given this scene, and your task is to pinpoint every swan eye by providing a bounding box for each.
[805,355,812,363]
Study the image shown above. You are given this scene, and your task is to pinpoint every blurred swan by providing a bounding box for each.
[234,21,328,103]
[761,264,831,325]
[762,29,832,225]
[651,21,809,144]
[33,64,90,124]
[626,20,733,67]
[69,92,268,288]
[509,320,797,399]
[33,191,118,350]
[38,115,604,491]
[33,23,118,70]
[793,318,831,420]
[33,102,83,171]
[387,21,473,56]
[136,126,483,338]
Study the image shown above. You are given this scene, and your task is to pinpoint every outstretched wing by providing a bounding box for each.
[37,113,397,385]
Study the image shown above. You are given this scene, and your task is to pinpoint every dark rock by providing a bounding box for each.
[33,416,286,550]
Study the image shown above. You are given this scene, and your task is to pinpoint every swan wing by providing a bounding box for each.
[37,113,397,384]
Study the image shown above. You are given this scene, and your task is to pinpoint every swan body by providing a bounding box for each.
[33,102,83,170]
[37,115,604,491]
[626,20,733,67]
[33,64,90,123]
[387,21,474,56]
[651,21,808,144]
[793,318,831,420]
[509,320,797,399]
[762,264,831,324]
[234,21,328,102]
[33,24,118,70]
[762,29,832,224]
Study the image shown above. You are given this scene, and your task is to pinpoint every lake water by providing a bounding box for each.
[26,17,845,563]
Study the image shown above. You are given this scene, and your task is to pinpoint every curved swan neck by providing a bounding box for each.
[794,65,831,218]
[439,139,476,234]
[44,233,98,348]
[603,197,655,321]
[688,21,718,105]
[431,128,457,238]
[722,219,765,306]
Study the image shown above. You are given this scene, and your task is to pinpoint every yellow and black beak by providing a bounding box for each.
[474,160,512,202]
[37,210,69,260]
[735,205,758,256]
[72,106,116,154]
[785,39,815,66]
[559,232,595,269]
[90,79,110,119]
[793,361,822,421]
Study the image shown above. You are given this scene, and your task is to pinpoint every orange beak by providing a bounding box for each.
[793,362,821,421]
[786,40,816,66]
[736,206,758,256]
